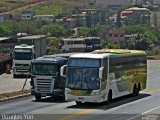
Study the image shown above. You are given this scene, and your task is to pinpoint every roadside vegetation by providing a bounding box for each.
[0,0,160,56]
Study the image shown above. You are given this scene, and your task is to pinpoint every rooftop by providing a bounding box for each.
[32,56,67,63]
[126,7,150,11]
[62,37,85,41]
[0,37,11,42]
[70,49,146,59]
[18,35,46,40]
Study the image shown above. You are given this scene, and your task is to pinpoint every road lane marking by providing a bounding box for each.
[145,88,160,94]
[127,106,160,120]
[143,105,160,114]
[58,109,95,120]
[59,88,160,120]
[127,88,160,120]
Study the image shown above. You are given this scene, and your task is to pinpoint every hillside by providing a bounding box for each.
[0,0,46,13]
[0,0,85,14]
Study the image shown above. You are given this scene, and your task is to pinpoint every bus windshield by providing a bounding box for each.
[67,68,100,90]
[67,58,101,90]
[32,63,57,76]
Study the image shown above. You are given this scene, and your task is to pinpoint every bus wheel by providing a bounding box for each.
[35,95,41,101]
[107,90,112,104]
[76,101,82,105]
[138,83,141,92]
[133,84,139,96]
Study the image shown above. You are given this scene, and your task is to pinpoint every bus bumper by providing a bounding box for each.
[65,94,105,103]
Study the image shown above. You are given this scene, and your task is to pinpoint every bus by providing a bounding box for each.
[59,37,102,53]
[60,49,147,104]
[85,37,102,52]
[59,37,86,52]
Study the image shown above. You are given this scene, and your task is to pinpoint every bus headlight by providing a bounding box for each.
[65,89,71,94]
[91,92,100,96]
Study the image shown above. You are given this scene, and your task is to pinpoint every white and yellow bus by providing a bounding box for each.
[61,49,147,104]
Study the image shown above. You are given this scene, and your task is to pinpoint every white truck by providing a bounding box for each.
[12,44,34,77]
[12,35,48,78]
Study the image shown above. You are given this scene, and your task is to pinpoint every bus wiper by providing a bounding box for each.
[82,70,90,90]
[84,78,90,90]
[73,78,80,89]
[73,70,81,89]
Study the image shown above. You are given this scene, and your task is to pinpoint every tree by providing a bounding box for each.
[0,25,11,36]
[47,37,59,54]
[79,27,91,37]
[106,43,120,49]
[127,34,153,50]
[116,11,122,28]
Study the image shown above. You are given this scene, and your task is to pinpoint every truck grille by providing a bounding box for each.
[35,78,54,93]
[15,64,29,66]
[16,69,29,73]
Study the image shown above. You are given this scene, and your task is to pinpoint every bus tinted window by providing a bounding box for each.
[68,58,101,67]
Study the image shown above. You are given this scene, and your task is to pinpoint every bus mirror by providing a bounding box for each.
[99,67,104,79]
[60,65,67,77]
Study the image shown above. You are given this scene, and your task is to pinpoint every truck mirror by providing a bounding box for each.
[60,65,67,77]
[29,65,31,73]
[99,67,104,79]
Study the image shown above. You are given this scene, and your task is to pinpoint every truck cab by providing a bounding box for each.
[12,44,34,78]
[30,56,67,100]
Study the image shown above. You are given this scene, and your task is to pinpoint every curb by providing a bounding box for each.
[0,90,31,102]
[0,93,31,102]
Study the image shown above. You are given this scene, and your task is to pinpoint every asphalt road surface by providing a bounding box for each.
[0,60,160,120]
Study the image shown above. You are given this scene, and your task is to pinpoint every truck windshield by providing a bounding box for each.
[14,48,33,60]
[66,58,101,90]
[32,63,57,76]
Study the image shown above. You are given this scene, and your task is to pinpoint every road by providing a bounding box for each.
[0,60,160,120]
[0,72,30,94]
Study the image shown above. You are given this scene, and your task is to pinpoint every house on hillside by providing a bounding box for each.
[33,15,55,22]
[0,13,13,23]
[21,10,35,20]
[104,29,126,48]
[150,11,160,28]
[72,12,86,26]
[121,7,151,24]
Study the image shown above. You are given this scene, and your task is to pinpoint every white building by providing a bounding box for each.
[95,0,153,7]
[21,10,35,20]
[33,15,55,22]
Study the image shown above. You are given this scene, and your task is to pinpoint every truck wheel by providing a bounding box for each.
[13,75,17,78]
[76,101,82,105]
[133,84,139,96]
[35,95,41,101]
